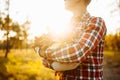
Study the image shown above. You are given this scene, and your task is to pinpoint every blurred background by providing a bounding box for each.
[0,0,120,80]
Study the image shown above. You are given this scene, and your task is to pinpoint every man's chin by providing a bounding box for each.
[65,7,73,11]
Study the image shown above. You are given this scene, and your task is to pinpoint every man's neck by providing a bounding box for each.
[73,9,86,21]
[73,5,87,21]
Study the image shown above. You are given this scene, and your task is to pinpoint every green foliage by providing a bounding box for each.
[105,31,120,51]
[0,49,59,80]
[0,15,31,49]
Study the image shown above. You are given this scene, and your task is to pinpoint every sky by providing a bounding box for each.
[1,0,120,40]
[89,0,120,34]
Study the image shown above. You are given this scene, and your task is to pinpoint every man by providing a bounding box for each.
[35,0,107,80]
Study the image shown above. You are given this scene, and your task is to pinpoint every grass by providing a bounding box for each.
[104,50,115,56]
[104,50,120,68]
[103,50,120,80]
[0,49,120,80]
[0,49,59,80]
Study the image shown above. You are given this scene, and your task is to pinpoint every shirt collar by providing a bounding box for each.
[70,11,91,27]
[81,11,91,22]
[71,11,91,22]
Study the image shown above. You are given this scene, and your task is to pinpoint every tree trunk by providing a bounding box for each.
[5,31,9,58]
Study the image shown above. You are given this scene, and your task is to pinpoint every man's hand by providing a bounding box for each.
[33,34,54,57]
[34,34,53,48]
[41,58,53,69]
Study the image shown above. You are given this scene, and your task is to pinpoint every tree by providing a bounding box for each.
[0,0,10,58]
[0,17,31,50]
[21,20,31,49]
[0,0,31,57]
[4,15,11,58]
[116,28,120,50]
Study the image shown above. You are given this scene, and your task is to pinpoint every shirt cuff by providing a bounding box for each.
[45,49,54,58]
[34,47,40,55]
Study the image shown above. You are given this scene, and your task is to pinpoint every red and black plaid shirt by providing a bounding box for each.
[44,12,107,80]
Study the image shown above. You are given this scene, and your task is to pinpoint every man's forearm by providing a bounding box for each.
[51,62,79,71]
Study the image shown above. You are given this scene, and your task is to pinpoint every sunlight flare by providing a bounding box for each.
[45,11,73,41]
